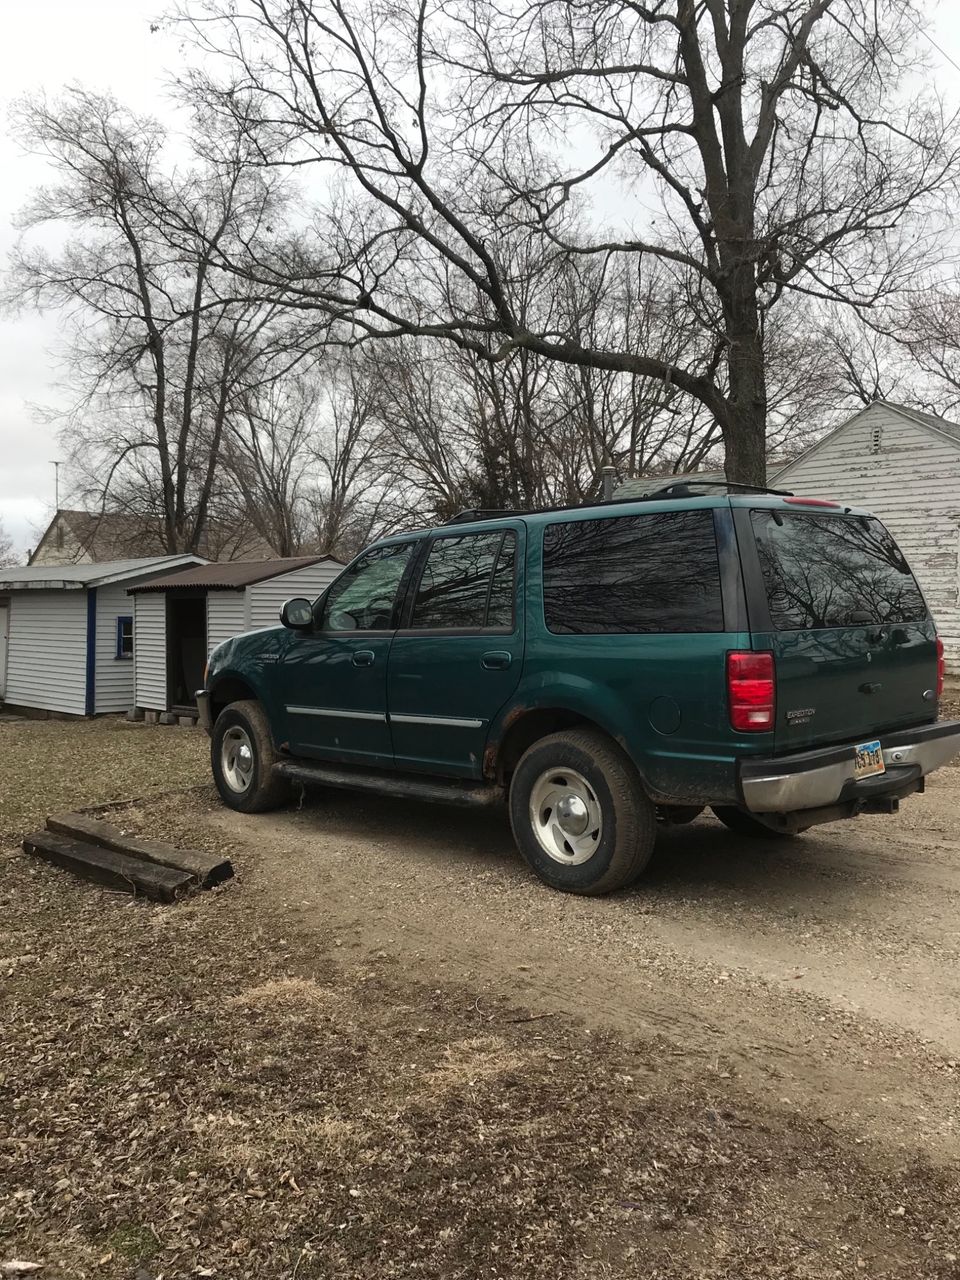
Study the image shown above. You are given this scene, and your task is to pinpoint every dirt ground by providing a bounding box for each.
[3,716,960,1277]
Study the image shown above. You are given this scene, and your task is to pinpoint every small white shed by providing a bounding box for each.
[0,556,204,717]
[774,401,960,672]
[127,556,344,714]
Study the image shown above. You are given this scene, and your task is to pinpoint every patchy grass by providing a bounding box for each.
[2,846,960,1280]
[0,717,208,840]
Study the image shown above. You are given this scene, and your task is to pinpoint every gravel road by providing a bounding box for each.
[193,758,960,1166]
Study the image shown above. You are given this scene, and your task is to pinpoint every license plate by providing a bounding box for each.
[854,739,886,780]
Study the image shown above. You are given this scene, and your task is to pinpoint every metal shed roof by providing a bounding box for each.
[0,555,205,591]
[128,555,344,593]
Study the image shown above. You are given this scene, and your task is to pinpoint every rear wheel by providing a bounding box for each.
[711,805,806,840]
[211,700,289,813]
[509,729,656,895]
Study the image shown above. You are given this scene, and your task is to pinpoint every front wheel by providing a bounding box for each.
[711,806,806,840]
[509,729,656,895]
[211,700,289,814]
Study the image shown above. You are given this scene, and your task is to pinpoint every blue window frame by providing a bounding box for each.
[116,615,133,660]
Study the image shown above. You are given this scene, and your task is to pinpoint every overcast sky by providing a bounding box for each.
[1,2,959,556]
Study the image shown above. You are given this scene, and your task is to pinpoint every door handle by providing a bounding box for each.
[352,650,376,667]
[481,651,512,671]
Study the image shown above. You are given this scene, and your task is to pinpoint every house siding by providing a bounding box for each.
[246,561,341,632]
[94,583,137,713]
[207,591,248,654]
[775,404,960,671]
[133,593,168,711]
[5,590,88,715]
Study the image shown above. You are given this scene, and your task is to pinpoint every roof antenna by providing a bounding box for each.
[50,460,61,511]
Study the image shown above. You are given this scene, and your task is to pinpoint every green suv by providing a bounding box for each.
[198,484,960,895]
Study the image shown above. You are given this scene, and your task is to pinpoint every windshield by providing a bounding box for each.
[751,510,928,631]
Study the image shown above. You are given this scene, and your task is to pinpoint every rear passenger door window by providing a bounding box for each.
[410,531,516,630]
[542,510,724,634]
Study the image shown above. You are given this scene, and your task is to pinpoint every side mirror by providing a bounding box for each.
[280,597,314,630]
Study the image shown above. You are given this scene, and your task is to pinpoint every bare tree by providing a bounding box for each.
[6,87,292,553]
[0,518,18,568]
[175,0,959,484]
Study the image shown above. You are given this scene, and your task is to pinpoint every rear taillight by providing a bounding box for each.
[937,636,945,700]
[727,651,775,732]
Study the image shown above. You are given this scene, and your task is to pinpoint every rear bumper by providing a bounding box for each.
[740,720,960,814]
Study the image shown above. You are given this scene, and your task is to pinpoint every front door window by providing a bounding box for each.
[319,542,416,632]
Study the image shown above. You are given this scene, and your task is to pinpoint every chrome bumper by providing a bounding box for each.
[740,720,960,814]
[196,690,213,736]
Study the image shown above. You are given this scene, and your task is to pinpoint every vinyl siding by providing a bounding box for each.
[94,583,136,713]
[775,404,960,671]
[134,593,168,711]
[246,561,341,632]
[207,591,248,654]
[5,590,88,715]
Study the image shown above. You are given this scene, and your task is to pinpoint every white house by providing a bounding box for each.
[773,401,960,671]
[0,556,204,717]
[127,555,345,714]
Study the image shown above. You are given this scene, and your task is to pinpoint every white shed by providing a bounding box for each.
[127,556,345,714]
[773,401,960,672]
[0,556,204,717]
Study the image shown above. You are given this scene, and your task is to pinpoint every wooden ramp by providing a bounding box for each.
[22,813,233,903]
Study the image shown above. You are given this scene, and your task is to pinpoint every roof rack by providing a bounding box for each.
[444,508,525,525]
[443,482,793,526]
[640,480,794,500]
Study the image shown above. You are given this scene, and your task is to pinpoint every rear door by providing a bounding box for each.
[743,506,938,752]
[387,525,524,778]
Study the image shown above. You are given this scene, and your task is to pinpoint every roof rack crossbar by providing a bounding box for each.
[443,508,525,525]
[640,480,794,500]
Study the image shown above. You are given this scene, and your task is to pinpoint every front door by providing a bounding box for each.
[388,526,524,778]
[278,540,418,766]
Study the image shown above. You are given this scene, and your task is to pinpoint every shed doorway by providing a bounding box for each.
[0,598,8,700]
[166,593,206,712]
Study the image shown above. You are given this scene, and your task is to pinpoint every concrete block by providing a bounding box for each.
[177,715,198,729]
[158,712,176,726]
[126,707,146,722]
[144,710,160,725]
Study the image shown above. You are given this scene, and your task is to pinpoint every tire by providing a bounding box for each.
[211,700,289,814]
[509,728,656,895]
[710,805,806,840]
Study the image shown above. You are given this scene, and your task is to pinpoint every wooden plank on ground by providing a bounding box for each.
[22,831,195,903]
[46,813,232,887]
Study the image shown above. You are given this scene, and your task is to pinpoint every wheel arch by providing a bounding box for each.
[485,700,642,787]
[208,672,262,724]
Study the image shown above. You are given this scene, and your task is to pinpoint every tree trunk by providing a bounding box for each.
[721,301,768,488]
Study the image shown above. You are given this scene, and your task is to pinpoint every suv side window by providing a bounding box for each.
[319,541,416,632]
[410,531,517,630]
[542,510,723,634]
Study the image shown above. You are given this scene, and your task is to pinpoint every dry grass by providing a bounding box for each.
[0,717,208,840]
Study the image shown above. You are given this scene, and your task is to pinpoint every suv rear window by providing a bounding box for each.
[542,510,724,635]
[751,510,928,630]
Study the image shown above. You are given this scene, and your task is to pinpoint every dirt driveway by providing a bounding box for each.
[197,761,960,1162]
[6,715,960,1278]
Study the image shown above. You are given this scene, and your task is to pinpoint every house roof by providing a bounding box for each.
[614,469,727,500]
[128,555,343,593]
[0,555,206,592]
[879,402,960,443]
[29,508,276,565]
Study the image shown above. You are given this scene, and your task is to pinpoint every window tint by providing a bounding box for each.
[542,511,723,635]
[320,542,416,632]
[411,531,516,630]
[751,511,928,630]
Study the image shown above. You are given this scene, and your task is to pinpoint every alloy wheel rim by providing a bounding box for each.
[221,725,255,793]
[528,766,603,865]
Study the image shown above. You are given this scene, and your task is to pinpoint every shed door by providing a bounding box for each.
[0,598,8,700]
